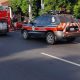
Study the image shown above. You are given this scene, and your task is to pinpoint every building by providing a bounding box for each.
[0,0,9,6]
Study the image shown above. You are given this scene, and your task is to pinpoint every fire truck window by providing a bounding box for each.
[0,6,8,10]
[0,6,3,10]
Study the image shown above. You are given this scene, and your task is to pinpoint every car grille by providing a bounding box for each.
[66,26,79,32]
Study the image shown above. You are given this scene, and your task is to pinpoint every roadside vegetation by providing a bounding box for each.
[9,0,80,18]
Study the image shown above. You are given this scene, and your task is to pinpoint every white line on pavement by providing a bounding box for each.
[41,53,80,67]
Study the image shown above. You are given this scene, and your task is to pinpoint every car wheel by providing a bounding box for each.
[46,32,56,45]
[66,37,76,43]
[22,30,29,39]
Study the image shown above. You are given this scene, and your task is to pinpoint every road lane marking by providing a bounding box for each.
[41,53,80,67]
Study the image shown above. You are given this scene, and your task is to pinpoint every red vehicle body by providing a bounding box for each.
[14,22,22,30]
[21,14,80,44]
[0,6,13,34]
[13,15,28,30]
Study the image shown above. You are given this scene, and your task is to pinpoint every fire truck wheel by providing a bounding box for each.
[66,37,76,43]
[46,32,56,45]
[22,30,29,39]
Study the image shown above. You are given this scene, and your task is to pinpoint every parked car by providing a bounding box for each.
[21,13,80,44]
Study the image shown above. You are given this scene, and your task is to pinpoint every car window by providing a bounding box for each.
[59,15,77,23]
[33,15,60,27]
[39,15,51,26]
[33,16,43,26]
[44,15,52,26]
[58,15,65,22]
[34,15,52,27]
[51,15,60,26]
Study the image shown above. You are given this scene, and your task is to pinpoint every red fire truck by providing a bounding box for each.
[0,5,13,34]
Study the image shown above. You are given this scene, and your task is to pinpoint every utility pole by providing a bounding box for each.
[28,0,32,22]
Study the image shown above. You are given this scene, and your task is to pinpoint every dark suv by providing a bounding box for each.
[21,14,80,44]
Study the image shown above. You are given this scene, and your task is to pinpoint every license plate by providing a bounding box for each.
[70,28,74,31]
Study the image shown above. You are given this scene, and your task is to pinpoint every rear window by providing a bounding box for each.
[59,15,77,23]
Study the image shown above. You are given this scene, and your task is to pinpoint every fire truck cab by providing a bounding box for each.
[0,5,13,34]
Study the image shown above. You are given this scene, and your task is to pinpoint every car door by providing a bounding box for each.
[30,15,46,37]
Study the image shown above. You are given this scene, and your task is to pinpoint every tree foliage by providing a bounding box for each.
[9,0,22,12]
[9,0,28,14]
[43,0,80,18]
[20,0,28,13]
[9,0,80,18]
[73,0,80,18]
[44,0,75,13]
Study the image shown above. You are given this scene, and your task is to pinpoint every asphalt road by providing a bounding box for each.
[0,31,80,80]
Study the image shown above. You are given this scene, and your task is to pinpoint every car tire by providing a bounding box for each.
[66,37,76,43]
[22,30,29,39]
[46,32,56,45]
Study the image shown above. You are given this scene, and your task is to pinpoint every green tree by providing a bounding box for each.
[20,0,28,14]
[9,0,22,12]
[42,0,78,16]
[73,0,80,18]
[44,0,56,12]
[32,0,41,17]
[9,0,29,14]
[9,0,80,18]
[43,0,72,13]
